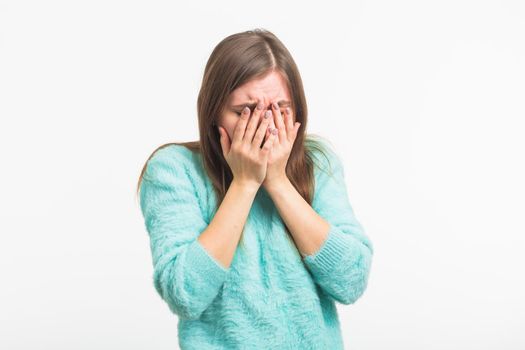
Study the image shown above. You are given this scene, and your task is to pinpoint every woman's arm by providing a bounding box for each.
[198,179,259,269]
[265,147,374,305]
[140,147,257,320]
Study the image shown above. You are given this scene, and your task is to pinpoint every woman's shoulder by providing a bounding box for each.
[143,142,202,182]
[305,134,343,178]
[149,142,197,161]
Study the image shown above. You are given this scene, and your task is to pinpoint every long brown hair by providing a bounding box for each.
[136,28,334,249]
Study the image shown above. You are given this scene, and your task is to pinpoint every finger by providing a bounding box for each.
[261,127,278,156]
[266,116,275,139]
[292,122,301,140]
[232,106,251,145]
[284,107,295,142]
[252,109,272,149]
[271,101,286,143]
[218,126,230,157]
[265,126,271,143]
[243,100,265,144]
[259,125,271,149]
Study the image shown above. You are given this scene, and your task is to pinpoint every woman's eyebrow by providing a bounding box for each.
[231,100,291,109]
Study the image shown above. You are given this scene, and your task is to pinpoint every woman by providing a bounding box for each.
[136,28,374,350]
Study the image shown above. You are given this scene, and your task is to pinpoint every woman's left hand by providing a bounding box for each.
[261,102,301,189]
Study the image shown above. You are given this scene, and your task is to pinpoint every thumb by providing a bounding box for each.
[218,126,230,157]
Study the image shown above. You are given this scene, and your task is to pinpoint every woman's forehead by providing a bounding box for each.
[229,71,291,104]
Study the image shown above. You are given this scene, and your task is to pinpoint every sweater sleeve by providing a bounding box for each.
[139,147,230,320]
[303,144,374,305]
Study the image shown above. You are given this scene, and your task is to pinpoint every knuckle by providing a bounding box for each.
[232,143,243,152]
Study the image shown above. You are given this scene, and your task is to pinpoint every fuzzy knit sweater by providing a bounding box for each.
[138,138,374,350]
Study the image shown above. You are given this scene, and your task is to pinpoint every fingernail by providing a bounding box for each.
[265,110,271,118]
[243,106,250,114]
[286,107,291,114]
[256,102,264,110]
[271,128,278,135]
[272,102,279,109]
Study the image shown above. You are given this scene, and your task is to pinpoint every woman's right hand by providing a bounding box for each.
[218,101,278,189]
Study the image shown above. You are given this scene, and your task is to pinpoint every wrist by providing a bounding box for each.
[231,178,260,194]
[264,176,291,194]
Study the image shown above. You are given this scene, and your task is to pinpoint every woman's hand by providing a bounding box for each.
[262,102,301,189]
[218,102,278,190]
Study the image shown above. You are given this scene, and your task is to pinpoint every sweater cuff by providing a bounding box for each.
[185,239,230,284]
[303,226,352,275]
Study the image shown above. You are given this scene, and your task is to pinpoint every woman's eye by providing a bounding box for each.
[235,109,251,116]
[233,109,283,116]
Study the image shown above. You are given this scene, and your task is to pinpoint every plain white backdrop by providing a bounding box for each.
[1,0,524,349]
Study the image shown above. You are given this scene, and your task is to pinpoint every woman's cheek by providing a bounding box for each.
[227,126,236,139]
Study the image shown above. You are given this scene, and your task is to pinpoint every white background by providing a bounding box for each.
[1,0,524,349]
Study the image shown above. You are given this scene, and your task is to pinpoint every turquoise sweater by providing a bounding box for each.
[139,138,374,349]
